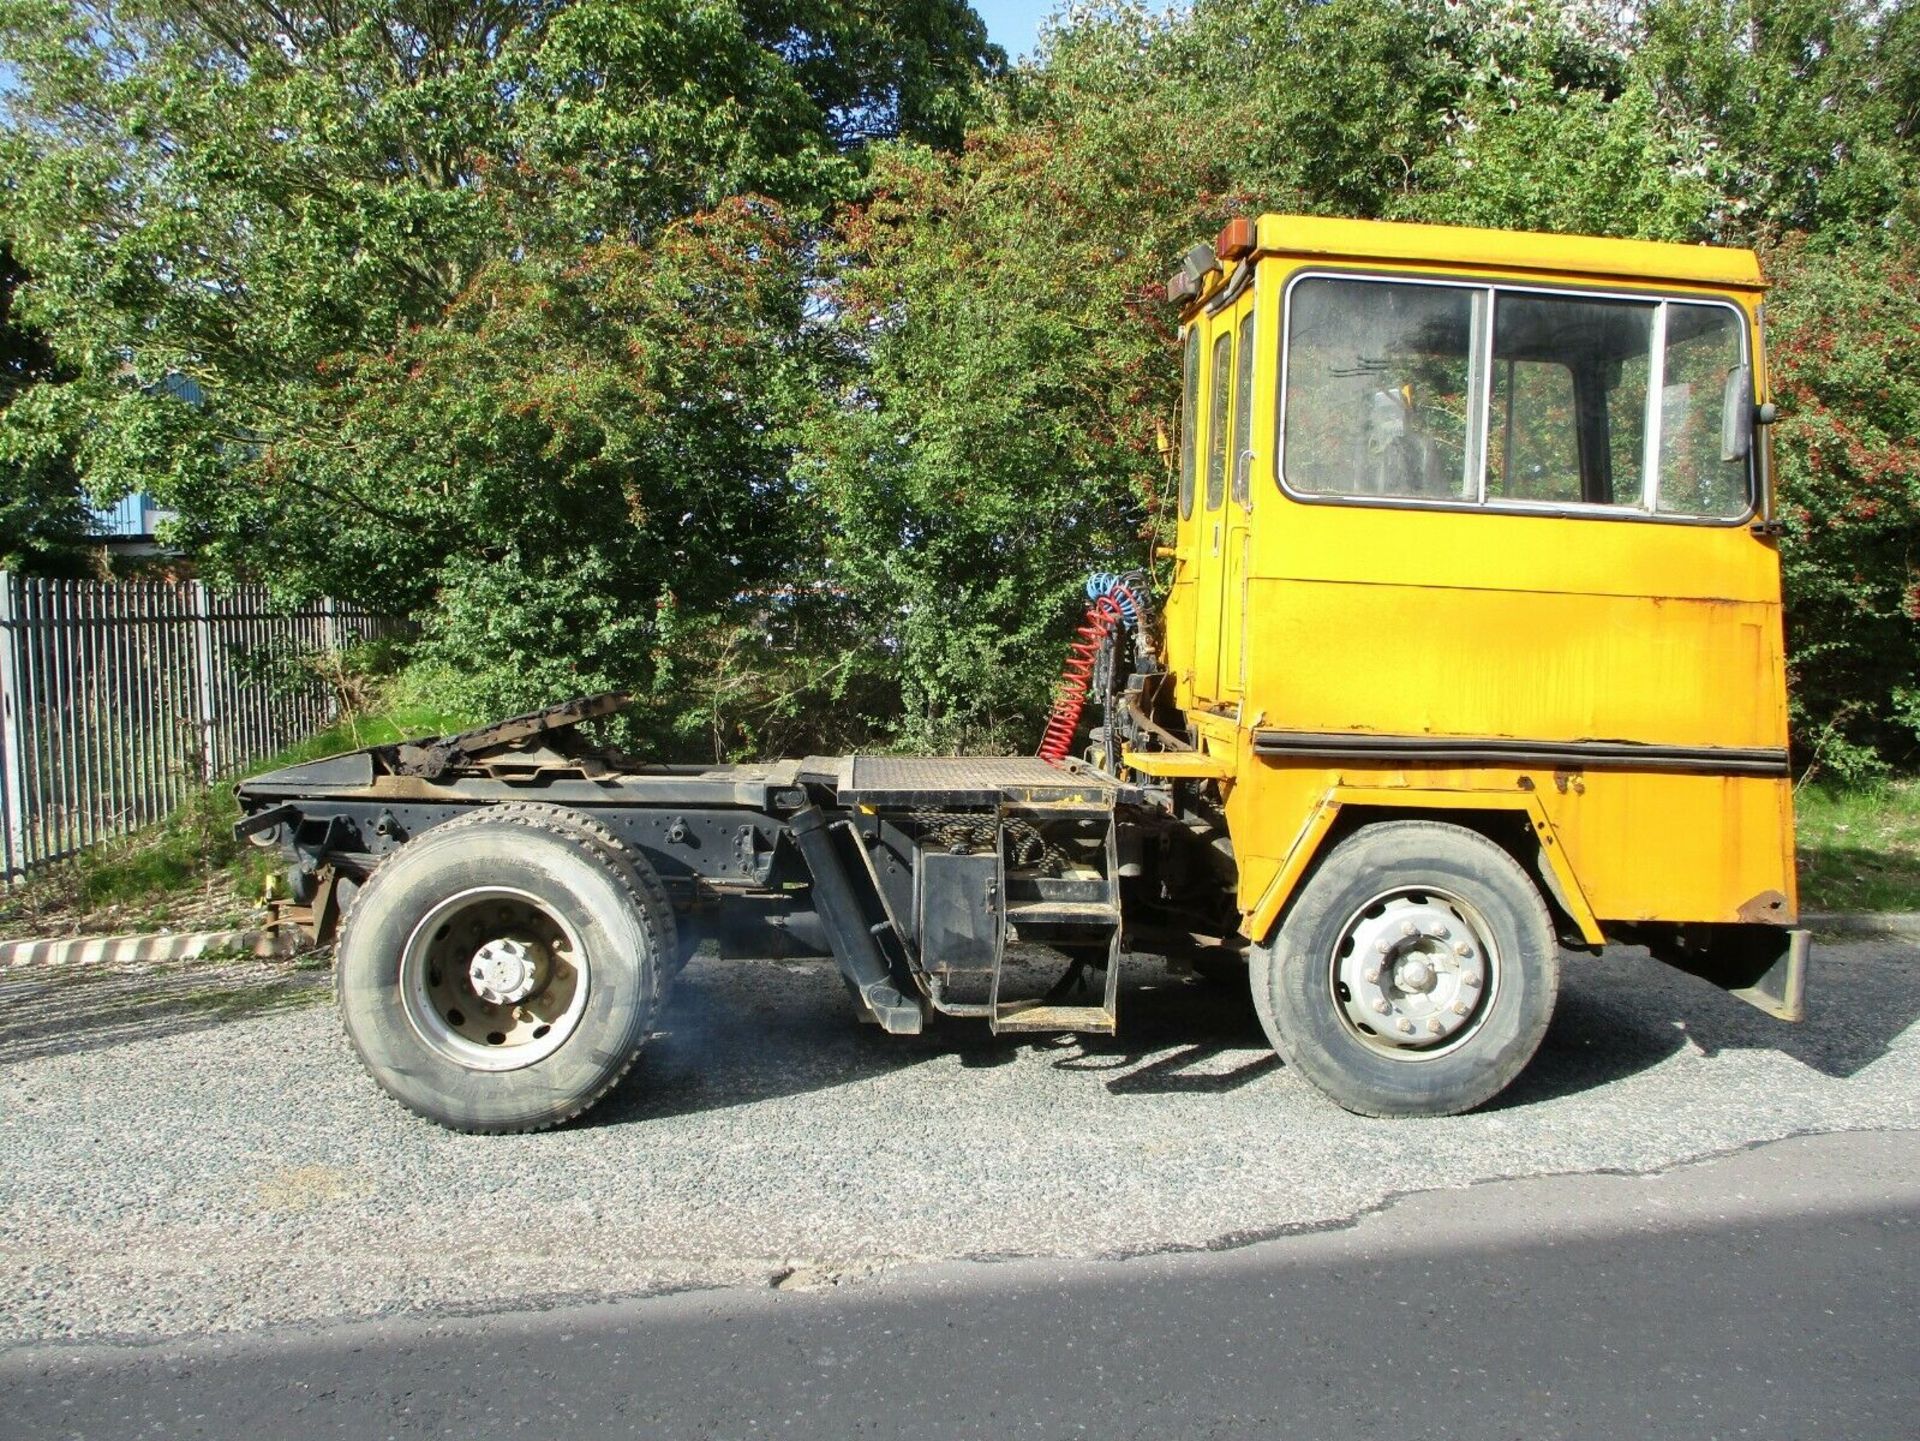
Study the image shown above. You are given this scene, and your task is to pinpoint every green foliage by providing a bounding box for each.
[0,0,995,756]
[1767,237,1920,777]
[1401,77,1721,242]
[3,0,1918,767]
[0,244,93,576]
[803,123,1187,748]
[1638,0,1919,241]
[1795,778,1920,912]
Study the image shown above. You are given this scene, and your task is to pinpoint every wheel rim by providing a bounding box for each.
[399,886,591,1073]
[1326,886,1499,1061]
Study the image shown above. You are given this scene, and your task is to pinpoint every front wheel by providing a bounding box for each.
[1250,820,1560,1117]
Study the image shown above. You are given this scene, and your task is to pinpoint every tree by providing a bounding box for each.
[1766,238,1920,777]
[744,0,1005,148]
[0,242,93,576]
[1638,0,1919,242]
[0,0,995,744]
[801,0,1639,748]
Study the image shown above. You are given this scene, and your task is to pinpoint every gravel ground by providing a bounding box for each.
[2,938,1917,1349]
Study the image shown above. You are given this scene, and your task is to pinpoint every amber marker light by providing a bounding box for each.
[1215,216,1255,261]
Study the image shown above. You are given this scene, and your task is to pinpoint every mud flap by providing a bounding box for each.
[1643,922,1808,1022]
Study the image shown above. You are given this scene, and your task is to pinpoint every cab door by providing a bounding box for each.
[1217,302,1256,703]
[1189,308,1237,704]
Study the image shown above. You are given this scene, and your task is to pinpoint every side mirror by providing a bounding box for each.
[1720,365,1754,462]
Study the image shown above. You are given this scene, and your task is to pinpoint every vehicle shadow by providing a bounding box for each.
[597,934,1920,1125]
[1052,937,1920,1110]
[6,936,1913,1122]
[1043,965,1281,1096]
[1495,940,1919,1109]
[589,950,1283,1127]
[0,952,332,1066]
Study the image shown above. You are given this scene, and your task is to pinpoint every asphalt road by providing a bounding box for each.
[1,935,1918,1371]
[4,1128,1916,1440]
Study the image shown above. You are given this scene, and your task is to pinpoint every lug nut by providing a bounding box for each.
[1401,920,1418,938]
[1372,997,1391,1015]
[1460,970,1481,988]
[1396,1017,1415,1035]
[1363,963,1382,983]
[1454,941,1473,957]
[1427,1017,1446,1035]
[1453,999,1472,1016]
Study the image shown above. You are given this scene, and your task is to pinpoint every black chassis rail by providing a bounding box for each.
[236,746,1139,959]
[236,748,830,908]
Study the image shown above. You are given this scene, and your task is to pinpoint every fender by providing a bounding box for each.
[1244,784,1605,948]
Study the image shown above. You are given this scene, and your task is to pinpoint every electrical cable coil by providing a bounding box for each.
[1037,581,1139,764]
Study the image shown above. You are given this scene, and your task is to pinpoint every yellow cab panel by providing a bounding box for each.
[1141,214,1795,940]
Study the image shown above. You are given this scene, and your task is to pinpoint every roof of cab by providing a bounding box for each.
[1253,214,1765,291]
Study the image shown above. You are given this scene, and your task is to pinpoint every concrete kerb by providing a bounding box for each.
[0,926,300,969]
[1803,911,1920,942]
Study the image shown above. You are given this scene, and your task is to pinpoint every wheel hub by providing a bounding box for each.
[1337,895,1489,1052]
[469,936,546,1006]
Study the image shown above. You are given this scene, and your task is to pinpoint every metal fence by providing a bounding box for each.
[0,573,394,879]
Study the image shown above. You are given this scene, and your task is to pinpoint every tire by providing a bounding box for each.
[1250,820,1559,1118]
[336,803,672,1133]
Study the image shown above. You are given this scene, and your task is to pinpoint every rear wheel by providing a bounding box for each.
[1251,820,1559,1117]
[337,804,671,1133]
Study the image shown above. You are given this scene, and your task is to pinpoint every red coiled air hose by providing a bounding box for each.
[1037,589,1135,764]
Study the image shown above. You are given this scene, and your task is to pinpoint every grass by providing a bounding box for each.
[1795,778,1920,914]
[0,701,475,940]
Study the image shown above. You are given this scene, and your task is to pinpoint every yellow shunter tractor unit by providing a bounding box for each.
[240,215,1805,1133]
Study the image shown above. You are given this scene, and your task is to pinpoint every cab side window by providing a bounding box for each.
[1283,277,1481,502]
[1279,274,1753,521]
[1231,312,1255,509]
[1205,331,1232,510]
[1178,327,1200,520]
[1656,305,1749,519]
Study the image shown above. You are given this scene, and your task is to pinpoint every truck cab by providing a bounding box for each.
[1121,214,1800,1112]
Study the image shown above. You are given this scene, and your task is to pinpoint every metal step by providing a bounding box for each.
[1004,872,1113,904]
[992,1000,1118,1035]
[1006,900,1121,932]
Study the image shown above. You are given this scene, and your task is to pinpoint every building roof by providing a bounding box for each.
[1253,214,1765,290]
